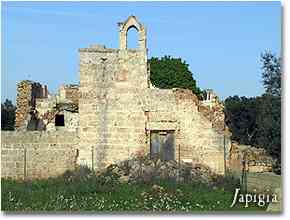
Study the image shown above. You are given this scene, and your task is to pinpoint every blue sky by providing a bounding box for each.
[1,1,281,103]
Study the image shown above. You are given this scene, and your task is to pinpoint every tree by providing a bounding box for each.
[258,51,281,173]
[260,51,281,97]
[224,96,258,145]
[149,56,202,97]
[1,99,16,130]
[224,51,281,174]
[255,95,281,173]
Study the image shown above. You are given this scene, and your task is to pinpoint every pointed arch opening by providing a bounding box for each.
[126,25,139,49]
[119,16,146,50]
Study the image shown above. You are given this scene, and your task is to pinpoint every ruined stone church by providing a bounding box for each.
[77,16,232,173]
[2,16,234,179]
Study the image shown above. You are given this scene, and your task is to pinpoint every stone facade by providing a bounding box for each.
[77,16,231,174]
[2,16,235,179]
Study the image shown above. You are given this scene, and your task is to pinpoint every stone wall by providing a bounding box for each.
[15,80,46,129]
[35,96,57,117]
[1,131,79,179]
[58,84,79,104]
[77,16,230,175]
[146,88,231,174]
[6,16,232,180]
[228,142,274,176]
[199,97,227,135]
[78,16,149,169]
[78,47,149,168]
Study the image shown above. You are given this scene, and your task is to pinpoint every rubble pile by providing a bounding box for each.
[101,155,219,184]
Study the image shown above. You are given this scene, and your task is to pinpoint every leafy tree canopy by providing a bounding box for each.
[1,99,16,130]
[224,96,258,145]
[261,51,281,97]
[149,56,202,98]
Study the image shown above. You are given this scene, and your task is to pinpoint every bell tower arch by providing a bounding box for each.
[118,15,147,50]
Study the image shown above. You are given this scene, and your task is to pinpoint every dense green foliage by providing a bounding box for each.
[225,96,257,145]
[149,56,202,98]
[1,168,264,212]
[255,95,281,173]
[1,99,16,130]
[225,52,281,174]
[261,52,281,97]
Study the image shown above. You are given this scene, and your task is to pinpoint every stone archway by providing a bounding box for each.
[118,15,147,50]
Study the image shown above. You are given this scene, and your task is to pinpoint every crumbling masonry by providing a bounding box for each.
[78,16,231,173]
[2,16,270,179]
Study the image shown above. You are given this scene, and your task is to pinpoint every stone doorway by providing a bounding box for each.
[150,130,175,161]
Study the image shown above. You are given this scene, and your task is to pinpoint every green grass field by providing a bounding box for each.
[1,176,266,212]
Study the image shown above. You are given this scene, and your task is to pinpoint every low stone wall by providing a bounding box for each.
[1,131,79,180]
[228,143,274,176]
[246,172,281,193]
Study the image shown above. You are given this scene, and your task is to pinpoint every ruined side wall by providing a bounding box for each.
[198,101,227,135]
[147,89,230,174]
[15,81,45,129]
[184,110,230,174]
[1,131,79,179]
[79,46,229,174]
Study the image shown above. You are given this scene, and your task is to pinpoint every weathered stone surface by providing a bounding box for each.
[1,131,79,180]
[198,89,229,135]
[14,79,79,132]
[15,80,46,129]
[58,84,79,105]
[229,142,274,175]
[77,16,231,175]
[3,16,234,180]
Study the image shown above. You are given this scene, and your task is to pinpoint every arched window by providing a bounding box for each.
[126,26,139,49]
[119,16,146,50]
